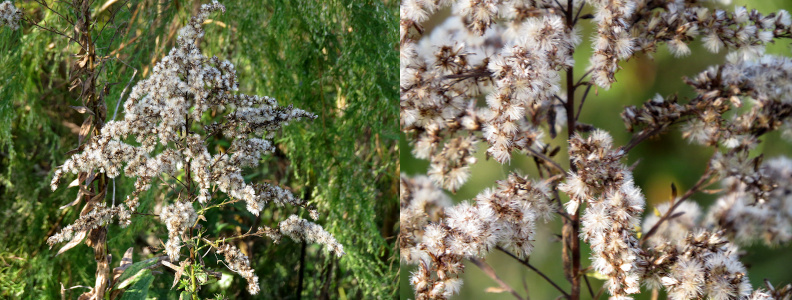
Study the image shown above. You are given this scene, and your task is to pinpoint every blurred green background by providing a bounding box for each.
[400,1,792,299]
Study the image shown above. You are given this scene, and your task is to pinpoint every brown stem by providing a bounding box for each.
[622,125,667,154]
[574,84,592,122]
[469,258,525,300]
[297,241,307,299]
[583,274,595,298]
[525,147,565,174]
[562,0,580,300]
[563,1,581,299]
[497,246,570,299]
[640,167,715,245]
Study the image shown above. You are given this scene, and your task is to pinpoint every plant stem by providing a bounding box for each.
[640,167,715,245]
[497,246,570,299]
[563,1,581,299]
[190,262,198,300]
[470,258,525,300]
[297,241,307,299]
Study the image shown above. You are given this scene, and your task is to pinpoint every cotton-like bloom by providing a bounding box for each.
[160,201,197,261]
[279,215,345,257]
[217,243,260,294]
[47,3,340,295]
[0,1,21,30]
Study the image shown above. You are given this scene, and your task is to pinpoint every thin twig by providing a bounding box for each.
[23,17,84,49]
[525,147,565,174]
[621,125,667,153]
[582,274,595,298]
[554,94,567,105]
[553,0,567,15]
[496,246,570,299]
[574,84,592,121]
[113,63,137,121]
[573,69,593,88]
[296,241,307,300]
[594,282,606,300]
[469,257,525,300]
[640,167,715,245]
[572,0,586,26]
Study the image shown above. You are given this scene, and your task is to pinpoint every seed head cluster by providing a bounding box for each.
[0,1,20,30]
[401,0,792,299]
[401,173,555,299]
[47,1,342,294]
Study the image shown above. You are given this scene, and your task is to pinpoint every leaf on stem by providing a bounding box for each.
[56,231,87,256]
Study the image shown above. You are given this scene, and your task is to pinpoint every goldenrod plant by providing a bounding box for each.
[401,0,792,299]
[0,0,397,298]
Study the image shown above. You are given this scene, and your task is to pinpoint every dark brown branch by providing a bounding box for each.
[469,257,525,300]
[574,84,592,121]
[572,0,586,26]
[640,167,715,245]
[622,124,668,154]
[525,147,565,174]
[497,246,570,299]
[583,274,595,298]
[563,1,581,299]
[553,0,567,15]
[573,69,593,88]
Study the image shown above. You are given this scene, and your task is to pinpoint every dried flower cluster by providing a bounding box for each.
[279,215,345,257]
[706,157,792,246]
[560,130,645,298]
[0,1,20,30]
[216,243,259,294]
[161,201,198,261]
[643,230,753,300]
[401,173,555,299]
[46,1,342,295]
[401,0,792,299]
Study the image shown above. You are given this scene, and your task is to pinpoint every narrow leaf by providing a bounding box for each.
[70,106,94,115]
[485,287,509,293]
[59,190,83,210]
[56,231,87,256]
[112,247,135,285]
[79,116,94,145]
[118,269,153,300]
[114,257,162,289]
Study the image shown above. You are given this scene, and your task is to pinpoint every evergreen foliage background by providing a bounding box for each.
[0,0,397,299]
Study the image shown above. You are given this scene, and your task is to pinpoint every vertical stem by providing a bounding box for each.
[190,262,198,300]
[563,1,581,300]
[185,114,192,198]
[297,241,307,299]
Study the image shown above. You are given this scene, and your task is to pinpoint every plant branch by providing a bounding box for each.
[640,167,715,245]
[297,241,307,299]
[469,257,525,300]
[497,246,570,299]
[563,1,581,299]
[572,0,586,26]
[525,147,565,174]
[575,84,592,122]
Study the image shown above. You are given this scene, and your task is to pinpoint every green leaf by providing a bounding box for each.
[119,269,153,300]
[114,257,160,290]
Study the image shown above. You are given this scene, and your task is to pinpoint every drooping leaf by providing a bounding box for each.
[113,257,162,290]
[118,269,153,300]
[55,231,87,256]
